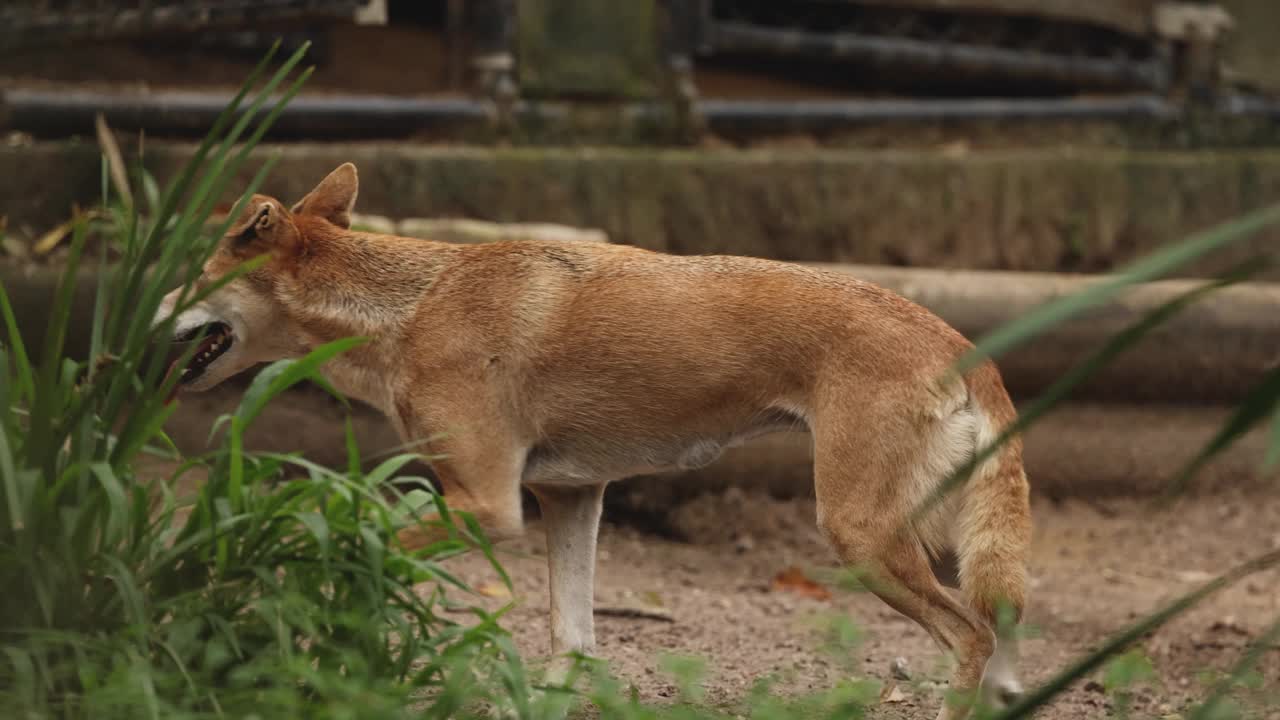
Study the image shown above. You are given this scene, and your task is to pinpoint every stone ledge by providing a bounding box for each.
[5,142,1280,279]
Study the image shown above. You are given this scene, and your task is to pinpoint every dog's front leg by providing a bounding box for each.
[527,484,606,670]
[395,426,527,551]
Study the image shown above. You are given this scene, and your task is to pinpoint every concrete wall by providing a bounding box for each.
[1222,0,1280,91]
[5,142,1280,279]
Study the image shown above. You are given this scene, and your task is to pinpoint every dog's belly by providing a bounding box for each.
[520,410,806,486]
[521,439,716,486]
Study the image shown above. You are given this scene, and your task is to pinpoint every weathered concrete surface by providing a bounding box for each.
[391,217,609,244]
[1221,0,1280,91]
[5,142,1280,279]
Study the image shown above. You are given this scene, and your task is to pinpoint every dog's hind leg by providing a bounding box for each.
[812,397,994,720]
[527,483,607,679]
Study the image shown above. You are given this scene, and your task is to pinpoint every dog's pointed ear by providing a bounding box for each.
[225,195,303,256]
[291,163,359,228]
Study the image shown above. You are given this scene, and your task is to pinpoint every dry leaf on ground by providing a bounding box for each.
[770,566,832,601]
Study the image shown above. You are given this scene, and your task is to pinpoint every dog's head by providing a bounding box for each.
[154,163,359,392]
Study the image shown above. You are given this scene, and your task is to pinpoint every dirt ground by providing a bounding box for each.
[140,383,1280,715]
[437,488,1280,719]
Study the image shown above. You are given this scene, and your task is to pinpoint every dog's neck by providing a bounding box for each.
[284,221,456,415]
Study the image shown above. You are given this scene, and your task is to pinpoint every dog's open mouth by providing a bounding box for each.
[170,322,234,385]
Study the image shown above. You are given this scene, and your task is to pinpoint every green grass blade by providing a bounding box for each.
[957,203,1280,373]
[121,46,309,363]
[346,418,361,479]
[88,463,129,545]
[136,45,311,306]
[105,40,282,350]
[107,393,179,468]
[177,45,311,225]
[294,512,331,557]
[102,555,149,628]
[26,218,89,475]
[1188,618,1280,720]
[0,284,35,403]
[363,455,422,489]
[915,266,1259,521]
[124,153,276,377]
[228,416,244,508]
[1164,365,1280,497]
[995,548,1280,719]
[234,337,367,429]
[0,415,20,532]
[1262,404,1280,471]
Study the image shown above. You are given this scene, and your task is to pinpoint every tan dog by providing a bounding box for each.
[155,164,1031,719]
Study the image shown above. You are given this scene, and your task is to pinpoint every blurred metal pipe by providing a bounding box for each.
[2,88,1194,139]
[0,89,493,138]
[697,95,1177,133]
[1218,93,1280,119]
[709,21,1169,92]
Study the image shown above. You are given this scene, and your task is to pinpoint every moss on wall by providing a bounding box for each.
[6,142,1280,279]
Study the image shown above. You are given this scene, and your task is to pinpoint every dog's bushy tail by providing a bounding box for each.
[956,363,1032,632]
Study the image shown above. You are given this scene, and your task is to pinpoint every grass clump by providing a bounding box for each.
[0,43,518,720]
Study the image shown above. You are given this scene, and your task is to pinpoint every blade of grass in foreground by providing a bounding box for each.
[955,203,1280,374]
[25,219,89,478]
[1266,405,1280,470]
[1188,618,1280,720]
[0,285,35,404]
[994,548,1280,720]
[127,51,313,363]
[913,263,1263,522]
[1164,364,1280,497]
[103,40,284,351]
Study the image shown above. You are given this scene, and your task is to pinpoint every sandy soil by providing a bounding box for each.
[438,488,1280,719]
[142,385,1280,716]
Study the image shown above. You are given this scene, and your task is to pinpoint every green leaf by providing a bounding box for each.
[293,511,331,556]
[1102,650,1155,691]
[88,463,129,543]
[364,455,422,490]
[1261,399,1280,471]
[1189,620,1280,720]
[0,283,35,403]
[234,337,367,429]
[916,265,1260,520]
[228,415,245,508]
[993,548,1280,720]
[345,416,361,479]
[957,203,1280,373]
[0,414,20,533]
[1165,365,1280,497]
